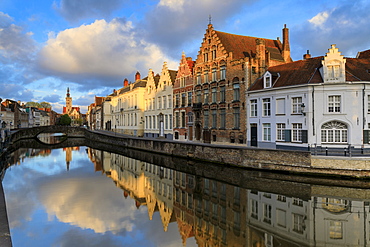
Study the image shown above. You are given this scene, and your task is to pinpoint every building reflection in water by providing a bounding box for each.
[84,147,370,247]
[4,146,370,247]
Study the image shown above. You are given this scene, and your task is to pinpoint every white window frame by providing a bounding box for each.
[276,123,286,141]
[292,97,302,114]
[328,95,341,113]
[250,99,257,117]
[292,123,302,142]
[264,72,272,88]
[263,123,271,141]
[262,98,271,117]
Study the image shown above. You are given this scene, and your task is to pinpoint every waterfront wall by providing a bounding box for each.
[84,130,312,170]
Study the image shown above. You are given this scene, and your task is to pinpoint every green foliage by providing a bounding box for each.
[26,101,52,109]
[40,102,51,108]
[58,114,72,126]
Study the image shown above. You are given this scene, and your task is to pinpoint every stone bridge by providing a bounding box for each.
[10,126,87,143]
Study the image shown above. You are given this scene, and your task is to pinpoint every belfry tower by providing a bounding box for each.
[65,87,72,113]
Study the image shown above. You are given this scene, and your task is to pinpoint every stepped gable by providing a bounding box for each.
[214,30,284,61]
[249,56,324,91]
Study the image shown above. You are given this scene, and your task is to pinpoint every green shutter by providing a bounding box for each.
[364,130,369,144]
[301,130,308,143]
[285,129,291,142]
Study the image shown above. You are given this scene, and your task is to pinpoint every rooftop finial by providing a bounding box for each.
[209,15,212,25]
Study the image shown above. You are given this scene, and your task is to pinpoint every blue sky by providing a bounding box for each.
[1,0,370,113]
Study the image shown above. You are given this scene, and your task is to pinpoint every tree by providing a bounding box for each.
[58,114,71,126]
[40,102,51,108]
[26,102,41,108]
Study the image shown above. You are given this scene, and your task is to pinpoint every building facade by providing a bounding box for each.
[192,23,292,144]
[144,63,177,139]
[173,52,195,141]
[63,88,82,126]
[247,45,370,150]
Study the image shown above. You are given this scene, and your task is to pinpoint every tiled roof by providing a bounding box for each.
[249,55,370,91]
[357,49,370,59]
[214,31,283,60]
[168,70,178,85]
[132,79,147,89]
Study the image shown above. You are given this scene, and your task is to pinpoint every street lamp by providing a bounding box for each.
[159,112,164,138]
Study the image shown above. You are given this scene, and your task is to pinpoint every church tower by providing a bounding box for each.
[65,87,72,113]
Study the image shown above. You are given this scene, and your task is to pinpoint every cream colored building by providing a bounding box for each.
[109,72,147,137]
[144,62,177,139]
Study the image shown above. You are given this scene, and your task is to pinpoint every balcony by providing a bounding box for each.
[192,103,202,111]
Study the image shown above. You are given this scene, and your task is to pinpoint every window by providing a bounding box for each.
[292,97,302,114]
[263,123,271,141]
[187,92,192,106]
[163,96,166,109]
[250,99,257,117]
[168,95,172,108]
[220,66,226,80]
[234,108,240,129]
[328,95,341,112]
[169,114,172,129]
[181,111,186,127]
[263,98,271,116]
[220,86,226,102]
[212,49,216,60]
[211,87,217,103]
[293,214,304,234]
[204,71,209,83]
[276,98,285,115]
[196,90,201,103]
[212,68,217,81]
[204,110,209,128]
[175,112,179,128]
[204,89,209,104]
[264,73,272,88]
[330,221,343,239]
[196,72,201,84]
[263,203,272,224]
[220,109,226,129]
[328,65,341,78]
[180,77,185,87]
[188,112,193,123]
[158,97,161,109]
[251,200,258,219]
[276,123,286,141]
[292,123,302,142]
[233,83,240,101]
[212,110,217,128]
[175,94,180,107]
[321,121,347,143]
[181,93,186,106]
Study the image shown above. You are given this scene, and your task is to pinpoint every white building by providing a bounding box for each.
[144,62,177,139]
[247,45,370,150]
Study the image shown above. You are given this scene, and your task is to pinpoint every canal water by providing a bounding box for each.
[3,145,370,246]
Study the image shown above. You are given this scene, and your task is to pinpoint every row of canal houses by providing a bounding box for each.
[0,99,57,137]
[87,23,370,150]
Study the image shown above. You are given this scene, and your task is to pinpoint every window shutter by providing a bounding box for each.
[301,130,308,143]
[364,130,369,144]
[284,129,291,142]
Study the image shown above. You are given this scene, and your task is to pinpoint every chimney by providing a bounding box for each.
[256,38,266,71]
[303,50,311,60]
[124,78,129,87]
[282,24,291,62]
[135,71,141,81]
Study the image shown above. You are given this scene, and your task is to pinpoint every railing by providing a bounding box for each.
[309,144,370,157]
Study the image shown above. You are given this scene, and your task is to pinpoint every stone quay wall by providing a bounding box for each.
[84,130,312,170]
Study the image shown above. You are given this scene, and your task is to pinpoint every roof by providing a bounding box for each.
[357,49,370,59]
[168,70,178,85]
[214,30,284,61]
[249,55,370,91]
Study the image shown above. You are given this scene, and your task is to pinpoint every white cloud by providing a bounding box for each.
[308,11,329,27]
[37,18,176,87]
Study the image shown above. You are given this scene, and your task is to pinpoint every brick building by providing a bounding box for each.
[173,52,195,141]
[193,23,292,144]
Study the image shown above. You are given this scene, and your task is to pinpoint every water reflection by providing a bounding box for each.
[3,146,370,246]
[37,133,67,144]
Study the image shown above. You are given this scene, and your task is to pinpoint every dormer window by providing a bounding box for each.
[322,45,346,83]
[264,72,272,88]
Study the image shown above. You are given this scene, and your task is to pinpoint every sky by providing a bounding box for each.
[1,0,370,114]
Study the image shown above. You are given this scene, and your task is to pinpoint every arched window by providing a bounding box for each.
[321,121,347,143]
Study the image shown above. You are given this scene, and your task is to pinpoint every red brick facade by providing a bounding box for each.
[192,24,292,144]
